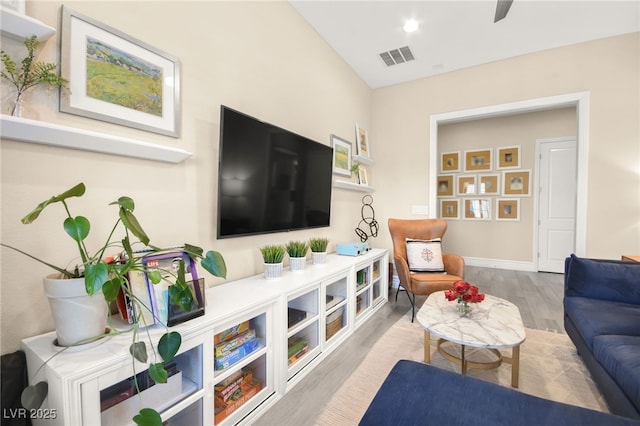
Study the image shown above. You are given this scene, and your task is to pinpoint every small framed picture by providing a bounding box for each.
[502,170,531,196]
[440,199,460,220]
[355,122,370,158]
[478,174,500,195]
[456,175,477,196]
[496,146,521,169]
[358,168,368,186]
[464,198,491,220]
[496,198,520,221]
[464,149,492,171]
[331,134,352,176]
[437,175,454,197]
[440,151,461,172]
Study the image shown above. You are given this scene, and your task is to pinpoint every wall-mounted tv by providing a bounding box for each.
[217,106,333,239]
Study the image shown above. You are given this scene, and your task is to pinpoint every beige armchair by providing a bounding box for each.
[388,218,465,321]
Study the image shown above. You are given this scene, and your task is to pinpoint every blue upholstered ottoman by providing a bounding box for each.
[359,360,640,425]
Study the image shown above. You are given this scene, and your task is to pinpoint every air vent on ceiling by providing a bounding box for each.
[379,46,415,67]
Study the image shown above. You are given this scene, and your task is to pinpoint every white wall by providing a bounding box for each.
[372,32,640,262]
[0,1,372,353]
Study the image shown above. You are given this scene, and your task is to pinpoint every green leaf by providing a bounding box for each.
[132,408,162,426]
[148,363,168,384]
[158,331,181,363]
[20,381,48,411]
[169,285,194,312]
[130,341,148,364]
[21,183,85,224]
[102,277,122,303]
[119,208,150,246]
[84,262,108,295]
[63,216,90,242]
[201,250,227,278]
[147,269,162,284]
[183,243,203,258]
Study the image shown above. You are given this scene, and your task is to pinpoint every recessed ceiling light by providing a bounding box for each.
[403,19,419,33]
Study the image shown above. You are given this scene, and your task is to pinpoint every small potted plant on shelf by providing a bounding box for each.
[309,237,329,265]
[260,244,285,279]
[285,240,308,272]
[0,35,69,117]
[1,183,227,426]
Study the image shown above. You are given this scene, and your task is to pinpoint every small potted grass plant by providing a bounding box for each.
[285,240,308,272]
[309,237,329,264]
[260,244,285,279]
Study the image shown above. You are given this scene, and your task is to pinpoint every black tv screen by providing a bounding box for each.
[217,106,333,239]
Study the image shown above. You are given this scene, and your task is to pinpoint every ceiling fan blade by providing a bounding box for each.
[494,0,513,23]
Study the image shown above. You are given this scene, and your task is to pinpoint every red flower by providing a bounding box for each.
[444,281,485,305]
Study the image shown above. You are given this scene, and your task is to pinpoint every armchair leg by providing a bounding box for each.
[409,292,416,322]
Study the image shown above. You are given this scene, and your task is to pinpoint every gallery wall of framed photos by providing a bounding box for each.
[437,146,529,221]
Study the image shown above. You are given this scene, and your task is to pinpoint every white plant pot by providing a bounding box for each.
[43,274,108,347]
[289,256,307,272]
[263,262,283,280]
[312,252,327,265]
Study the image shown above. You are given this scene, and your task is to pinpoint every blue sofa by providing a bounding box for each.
[564,254,640,420]
[360,360,640,425]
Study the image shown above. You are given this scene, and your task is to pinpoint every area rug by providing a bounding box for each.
[314,311,609,426]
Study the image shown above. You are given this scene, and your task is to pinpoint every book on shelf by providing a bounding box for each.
[287,337,308,358]
[288,345,309,366]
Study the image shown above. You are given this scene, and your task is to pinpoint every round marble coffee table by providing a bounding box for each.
[416,290,526,387]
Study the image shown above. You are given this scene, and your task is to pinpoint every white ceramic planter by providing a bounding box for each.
[312,251,327,265]
[263,262,283,280]
[289,256,307,272]
[43,274,108,347]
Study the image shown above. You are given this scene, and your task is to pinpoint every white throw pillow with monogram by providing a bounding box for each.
[406,238,445,272]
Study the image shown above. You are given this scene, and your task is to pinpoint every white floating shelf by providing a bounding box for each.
[0,7,56,40]
[353,155,374,166]
[0,115,192,163]
[333,179,375,193]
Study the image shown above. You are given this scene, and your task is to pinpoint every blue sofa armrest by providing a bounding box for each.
[564,254,640,304]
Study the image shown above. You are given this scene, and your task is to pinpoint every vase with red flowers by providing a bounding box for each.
[444,281,485,316]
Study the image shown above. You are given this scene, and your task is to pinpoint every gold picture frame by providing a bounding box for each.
[437,175,454,197]
[441,151,461,172]
[464,198,491,220]
[502,170,531,196]
[497,145,521,169]
[478,174,500,195]
[464,149,492,171]
[440,199,460,220]
[456,175,477,196]
[496,198,520,221]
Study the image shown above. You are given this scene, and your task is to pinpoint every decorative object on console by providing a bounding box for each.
[444,281,485,316]
[309,237,329,264]
[59,6,180,137]
[285,240,308,272]
[260,245,285,279]
[0,182,227,425]
[0,35,69,117]
[355,195,379,242]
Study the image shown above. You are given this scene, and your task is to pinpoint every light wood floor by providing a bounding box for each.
[254,266,565,426]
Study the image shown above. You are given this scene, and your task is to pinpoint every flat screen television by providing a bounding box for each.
[217,106,333,239]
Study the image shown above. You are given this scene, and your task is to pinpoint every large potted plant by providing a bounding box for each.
[1,183,226,426]
[285,240,308,272]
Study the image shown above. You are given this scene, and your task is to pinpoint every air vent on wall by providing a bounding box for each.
[379,46,415,67]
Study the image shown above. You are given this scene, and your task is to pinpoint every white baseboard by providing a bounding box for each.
[463,257,537,272]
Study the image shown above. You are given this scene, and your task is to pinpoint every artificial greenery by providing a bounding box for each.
[1,183,226,426]
[260,244,286,264]
[285,240,308,258]
[0,35,69,115]
[350,162,360,176]
[308,237,329,253]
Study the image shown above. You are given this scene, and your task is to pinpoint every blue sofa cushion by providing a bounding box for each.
[564,254,640,304]
[360,360,640,425]
[564,297,640,348]
[593,335,640,413]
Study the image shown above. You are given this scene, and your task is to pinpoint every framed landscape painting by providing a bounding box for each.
[60,6,181,137]
[331,134,352,176]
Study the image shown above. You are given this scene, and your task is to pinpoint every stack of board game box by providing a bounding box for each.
[214,321,260,371]
[287,337,309,366]
[214,366,263,423]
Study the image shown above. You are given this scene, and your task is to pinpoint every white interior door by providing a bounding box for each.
[537,137,577,273]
